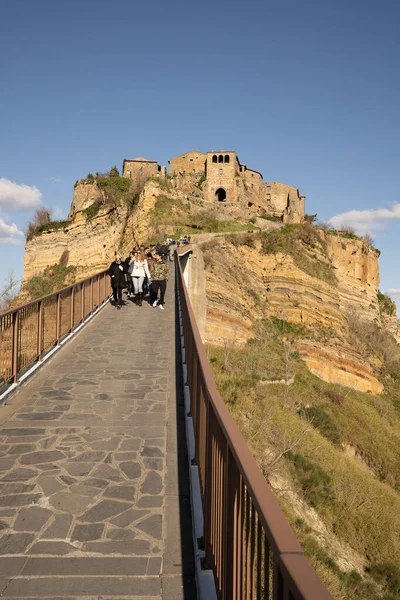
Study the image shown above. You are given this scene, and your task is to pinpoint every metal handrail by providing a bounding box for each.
[176,255,333,599]
[0,269,110,389]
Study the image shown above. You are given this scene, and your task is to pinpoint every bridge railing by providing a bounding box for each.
[0,270,110,392]
[176,256,333,600]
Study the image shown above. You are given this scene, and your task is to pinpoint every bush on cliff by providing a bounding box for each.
[23,263,76,300]
[26,207,72,241]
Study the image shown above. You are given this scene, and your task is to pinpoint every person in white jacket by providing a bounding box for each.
[130,249,151,306]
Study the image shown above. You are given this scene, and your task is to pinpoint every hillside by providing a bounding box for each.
[195,229,400,600]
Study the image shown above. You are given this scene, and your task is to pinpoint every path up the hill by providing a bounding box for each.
[0,268,196,599]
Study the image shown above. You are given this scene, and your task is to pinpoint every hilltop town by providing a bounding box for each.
[121,150,305,224]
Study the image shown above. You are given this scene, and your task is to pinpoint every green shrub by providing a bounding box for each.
[24,264,76,300]
[97,177,130,195]
[300,406,342,446]
[270,316,305,336]
[378,292,396,317]
[83,201,102,220]
[27,220,72,241]
[369,563,400,596]
[286,452,334,507]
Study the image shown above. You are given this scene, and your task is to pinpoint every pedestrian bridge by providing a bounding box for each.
[0,254,333,600]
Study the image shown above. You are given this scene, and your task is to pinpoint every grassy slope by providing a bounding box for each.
[205,228,400,600]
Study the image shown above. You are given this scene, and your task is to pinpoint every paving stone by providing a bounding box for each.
[71,522,105,542]
[21,556,148,575]
[119,461,141,480]
[13,506,53,532]
[7,444,37,455]
[68,451,106,462]
[85,477,110,489]
[82,539,151,555]
[110,508,150,528]
[37,475,65,496]
[90,463,123,481]
[79,499,131,522]
[147,556,162,575]
[41,514,72,539]
[135,514,163,540]
[142,457,164,471]
[19,450,65,465]
[141,446,164,457]
[103,485,136,501]
[1,483,36,494]
[0,468,37,482]
[49,491,95,515]
[140,471,163,495]
[0,458,16,471]
[4,576,161,596]
[59,475,76,486]
[2,429,45,437]
[0,494,41,507]
[0,533,35,554]
[106,527,137,541]
[69,483,102,497]
[29,541,77,555]
[119,438,141,451]
[16,412,63,421]
[0,521,8,530]
[137,495,163,508]
[0,557,27,577]
[162,575,197,600]
[63,462,95,476]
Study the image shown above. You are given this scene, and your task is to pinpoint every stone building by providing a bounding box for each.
[168,149,306,223]
[122,157,162,181]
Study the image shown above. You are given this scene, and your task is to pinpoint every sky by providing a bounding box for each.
[1,0,400,306]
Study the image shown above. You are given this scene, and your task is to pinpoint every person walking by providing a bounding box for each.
[108,253,126,309]
[131,249,151,306]
[150,251,169,310]
[124,251,135,297]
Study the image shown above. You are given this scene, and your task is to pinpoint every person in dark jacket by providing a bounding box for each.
[108,253,126,309]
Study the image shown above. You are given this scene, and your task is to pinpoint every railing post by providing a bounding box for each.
[56,293,61,345]
[90,277,94,314]
[11,310,19,383]
[70,286,75,332]
[37,301,43,360]
[81,282,85,323]
[223,446,239,600]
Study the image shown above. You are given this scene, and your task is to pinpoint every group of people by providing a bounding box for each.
[108,245,169,310]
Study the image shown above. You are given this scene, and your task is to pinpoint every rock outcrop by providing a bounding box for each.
[195,231,393,394]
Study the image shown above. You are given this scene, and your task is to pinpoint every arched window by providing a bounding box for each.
[224,155,230,163]
[215,188,227,202]
[218,155,224,163]
[212,155,218,163]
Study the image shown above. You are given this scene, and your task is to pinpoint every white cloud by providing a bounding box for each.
[385,288,400,296]
[0,178,42,212]
[51,205,66,219]
[48,176,61,184]
[0,217,24,245]
[329,202,400,235]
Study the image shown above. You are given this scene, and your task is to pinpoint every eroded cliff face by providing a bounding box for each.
[199,231,394,394]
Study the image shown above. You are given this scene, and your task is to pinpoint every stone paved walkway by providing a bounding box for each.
[0,269,196,599]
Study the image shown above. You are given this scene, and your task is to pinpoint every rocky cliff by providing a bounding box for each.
[195,227,398,394]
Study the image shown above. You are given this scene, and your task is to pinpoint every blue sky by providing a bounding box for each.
[1,0,400,305]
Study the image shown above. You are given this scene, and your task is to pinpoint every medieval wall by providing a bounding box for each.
[122,158,160,181]
[169,151,206,175]
[204,151,240,203]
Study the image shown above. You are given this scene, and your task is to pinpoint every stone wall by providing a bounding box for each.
[205,151,240,203]
[122,158,160,181]
[68,182,104,220]
[169,151,206,175]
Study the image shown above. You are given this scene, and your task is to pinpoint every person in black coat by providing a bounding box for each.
[108,254,126,309]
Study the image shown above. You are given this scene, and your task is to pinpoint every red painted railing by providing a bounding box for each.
[176,254,333,600]
[0,270,110,391]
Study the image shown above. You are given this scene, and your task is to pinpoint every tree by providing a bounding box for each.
[26,207,52,240]
[109,165,120,178]
[0,270,19,311]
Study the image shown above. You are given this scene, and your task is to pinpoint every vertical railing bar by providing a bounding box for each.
[81,282,84,323]
[257,517,262,600]
[56,293,61,345]
[70,286,75,332]
[37,301,43,361]
[11,310,19,383]
[250,501,256,600]
[264,532,270,600]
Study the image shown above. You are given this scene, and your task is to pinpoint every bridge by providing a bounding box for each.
[0,253,333,600]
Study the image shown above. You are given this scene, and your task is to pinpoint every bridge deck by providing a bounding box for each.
[0,270,196,599]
